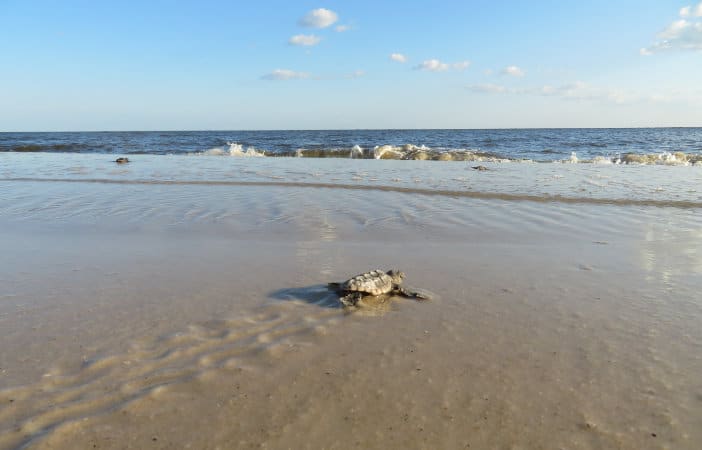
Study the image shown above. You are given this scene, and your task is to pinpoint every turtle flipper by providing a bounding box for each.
[395,286,430,301]
[339,292,364,307]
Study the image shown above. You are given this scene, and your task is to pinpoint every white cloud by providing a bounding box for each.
[679,2,702,17]
[261,69,310,81]
[334,24,351,32]
[289,34,321,46]
[641,4,702,54]
[390,53,407,63]
[414,58,470,72]
[483,69,494,76]
[660,19,690,39]
[415,59,449,71]
[298,8,338,28]
[502,65,525,77]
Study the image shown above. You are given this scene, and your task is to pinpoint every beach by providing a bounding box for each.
[1,152,701,449]
[3,0,702,444]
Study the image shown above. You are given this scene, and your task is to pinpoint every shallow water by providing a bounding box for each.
[1,154,701,449]
[2,153,702,209]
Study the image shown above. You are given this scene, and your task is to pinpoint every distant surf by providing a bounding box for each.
[1,128,701,164]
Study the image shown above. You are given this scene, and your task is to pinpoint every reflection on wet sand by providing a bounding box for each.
[639,210,702,284]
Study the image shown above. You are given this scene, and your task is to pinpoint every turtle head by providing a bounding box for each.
[386,269,405,284]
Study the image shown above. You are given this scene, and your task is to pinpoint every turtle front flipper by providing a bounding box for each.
[395,286,430,301]
[339,292,364,307]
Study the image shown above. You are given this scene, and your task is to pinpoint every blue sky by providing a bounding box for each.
[1,0,701,130]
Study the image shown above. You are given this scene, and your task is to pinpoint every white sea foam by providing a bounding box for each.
[201,143,265,157]
[549,150,702,165]
[350,145,364,158]
[592,156,613,165]
[373,145,402,160]
[189,142,701,165]
[659,151,688,165]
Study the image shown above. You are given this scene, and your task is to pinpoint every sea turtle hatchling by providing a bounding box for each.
[328,269,429,307]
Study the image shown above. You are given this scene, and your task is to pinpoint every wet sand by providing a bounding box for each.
[1,177,701,449]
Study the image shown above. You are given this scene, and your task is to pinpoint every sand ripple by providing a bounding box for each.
[0,300,343,449]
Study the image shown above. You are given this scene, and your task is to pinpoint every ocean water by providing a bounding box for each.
[1,128,701,214]
[1,128,701,163]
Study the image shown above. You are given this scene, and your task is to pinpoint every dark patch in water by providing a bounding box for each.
[269,285,341,309]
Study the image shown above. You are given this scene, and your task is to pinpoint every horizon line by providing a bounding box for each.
[1,125,701,133]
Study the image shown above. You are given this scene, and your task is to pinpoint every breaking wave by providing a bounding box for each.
[189,143,702,165]
[555,151,702,166]
[197,143,265,157]
[192,143,516,162]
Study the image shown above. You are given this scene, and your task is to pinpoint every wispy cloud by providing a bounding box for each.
[288,34,321,46]
[390,53,407,63]
[261,69,364,81]
[501,65,525,77]
[538,82,604,101]
[467,81,695,105]
[298,8,338,28]
[261,69,310,81]
[415,59,449,71]
[641,3,702,54]
[414,59,470,72]
[334,24,351,32]
[473,81,608,101]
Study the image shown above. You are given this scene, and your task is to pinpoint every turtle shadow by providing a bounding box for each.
[269,284,341,309]
[269,284,407,317]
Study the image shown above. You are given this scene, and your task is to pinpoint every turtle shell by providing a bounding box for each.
[343,270,394,296]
